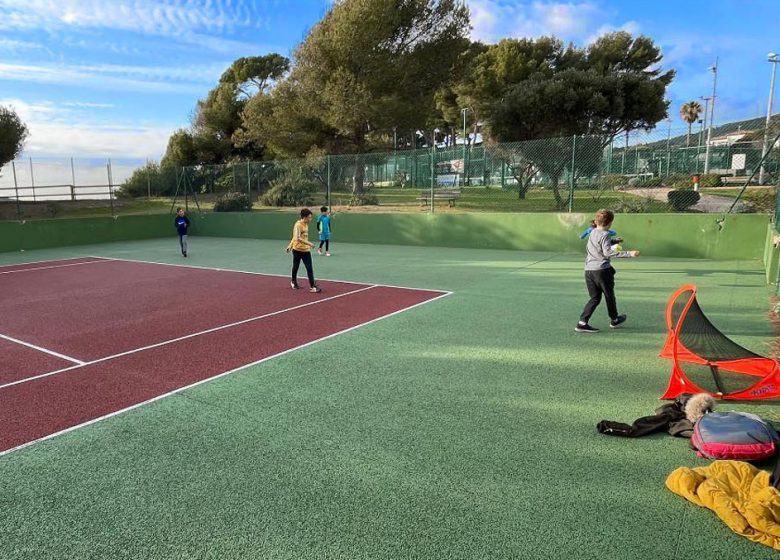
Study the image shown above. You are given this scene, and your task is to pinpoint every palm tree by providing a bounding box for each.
[680,101,703,147]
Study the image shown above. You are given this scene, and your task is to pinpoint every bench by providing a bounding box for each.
[721,176,752,186]
[418,189,462,207]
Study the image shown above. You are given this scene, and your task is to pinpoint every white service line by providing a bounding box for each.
[0,284,377,390]
[0,290,452,458]
[0,256,97,270]
[0,334,85,365]
[0,259,110,275]
[90,256,450,294]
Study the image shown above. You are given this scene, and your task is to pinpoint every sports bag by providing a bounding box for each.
[691,411,779,461]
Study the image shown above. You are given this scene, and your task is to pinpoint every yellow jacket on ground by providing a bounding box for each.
[666,460,780,551]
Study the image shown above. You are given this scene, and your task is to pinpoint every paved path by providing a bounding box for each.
[640,187,749,212]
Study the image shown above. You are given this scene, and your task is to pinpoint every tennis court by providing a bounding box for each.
[0,256,447,455]
[1,237,778,560]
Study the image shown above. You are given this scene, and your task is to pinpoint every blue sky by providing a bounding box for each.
[1,0,777,159]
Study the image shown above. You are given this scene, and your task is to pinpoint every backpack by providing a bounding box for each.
[691,411,779,461]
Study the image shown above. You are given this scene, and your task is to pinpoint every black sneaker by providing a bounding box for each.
[309,285,322,293]
[575,322,599,333]
[183,252,187,258]
[290,281,299,290]
[610,315,627,329]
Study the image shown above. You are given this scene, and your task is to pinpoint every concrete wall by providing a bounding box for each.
[764,222,780,284]
[191,211,770,261]
[0,215,172,253]
[0,212,771,263]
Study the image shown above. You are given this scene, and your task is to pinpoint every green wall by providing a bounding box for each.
[0,215,172,253]
[0,212,771,263]
[191,211,770,261]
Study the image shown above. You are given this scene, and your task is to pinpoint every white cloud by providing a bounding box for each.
[0,0,255,35]
[0,98,174,159]
[0,38,46,52]
[62,102,115,109]
[0,61,221,94]
[468,0,633,44]
[585,20,640,45]
[0,0,267,54]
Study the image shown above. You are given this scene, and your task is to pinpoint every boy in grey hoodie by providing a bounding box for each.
[575,209,639,333]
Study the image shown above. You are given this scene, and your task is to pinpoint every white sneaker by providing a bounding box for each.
[317,249,322,255]
[326,252,331,257]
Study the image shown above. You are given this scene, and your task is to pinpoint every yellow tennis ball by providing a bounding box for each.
[612,244,623,252]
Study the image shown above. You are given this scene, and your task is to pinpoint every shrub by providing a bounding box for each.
[214,192,252,212]
[601,174,628,190]
[699,173,723,188]
[348,192,379,206]
[643,177,664,188]
[613,196,652,213]
[118,162,178,198]
[260,168,316,207]
[667,189,701,211]
[213,173,235,192]
[627,177,641,188]
[665,174,693,190]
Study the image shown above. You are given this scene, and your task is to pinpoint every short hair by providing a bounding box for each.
[320,206,328,212]
[177,207,183,212]
[594,209,614,227]
[300,208,313,218]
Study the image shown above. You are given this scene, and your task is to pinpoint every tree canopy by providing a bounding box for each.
[156,4,675,207]
[458,32,673,208]
[0,105,29,167]
[162,54,290,165]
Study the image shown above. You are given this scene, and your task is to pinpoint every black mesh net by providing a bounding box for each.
[677,298,761,362]
[678,362,759,395]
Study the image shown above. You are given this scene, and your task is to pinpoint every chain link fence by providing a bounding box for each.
[2,123,778,221]
[0,157,152,221]
[175,125,779,216]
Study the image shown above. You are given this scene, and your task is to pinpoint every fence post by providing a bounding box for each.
[635,142,639,175]
[246,160,251,199]
[430,133,435,214]
[569,135,577,213]
[12,161,21,221]
[70,157,76,201]
[326,155,331,208]
[29,157,36,202]
[106,158,115,217]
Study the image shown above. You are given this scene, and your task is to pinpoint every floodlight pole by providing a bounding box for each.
[665,119,672,177]
[759,53,779,185]
[461,107,472,186]
[12,160,21,221]
[704,58,718,174]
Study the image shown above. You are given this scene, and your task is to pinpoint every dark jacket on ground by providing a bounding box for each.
[597,394,696,438]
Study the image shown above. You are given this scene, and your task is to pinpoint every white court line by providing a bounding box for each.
[0,256,97,270]
[0,284,378,390]
[0,290,452,458]
[0,334,85,365]
[90,256,450,294]
[0,259,110,275]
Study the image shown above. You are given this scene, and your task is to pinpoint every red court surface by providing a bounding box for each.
[0,257,448,455]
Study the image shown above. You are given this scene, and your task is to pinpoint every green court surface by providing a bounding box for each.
[1,238,778,560]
